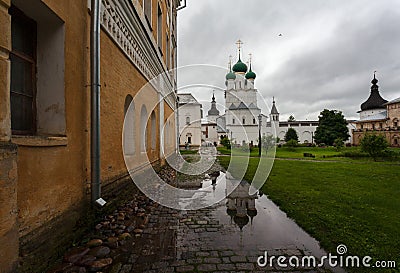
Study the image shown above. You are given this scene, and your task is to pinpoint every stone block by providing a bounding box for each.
[0,57,11,142]
[0,4,11,52]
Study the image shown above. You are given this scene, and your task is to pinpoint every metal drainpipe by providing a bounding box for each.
[90,0,101,203]
[175,0,186,152]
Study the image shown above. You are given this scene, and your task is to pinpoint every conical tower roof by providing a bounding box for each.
[360,73,388,111]
[271,98,279,114]
[208,93,220,116]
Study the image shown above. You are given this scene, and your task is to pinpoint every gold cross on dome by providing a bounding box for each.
[236,39,243,51]
[248,53,252,64]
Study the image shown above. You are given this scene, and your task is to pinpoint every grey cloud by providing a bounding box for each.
[178,0,400,121]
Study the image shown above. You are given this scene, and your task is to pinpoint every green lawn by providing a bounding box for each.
[218,156,400,272]
[218,146,400,163]
[179,149,199,155]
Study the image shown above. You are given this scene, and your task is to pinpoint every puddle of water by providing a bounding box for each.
[183,171,345,273]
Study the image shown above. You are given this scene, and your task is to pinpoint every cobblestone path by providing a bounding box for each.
[107,200,335,273]
[49,148,343,273]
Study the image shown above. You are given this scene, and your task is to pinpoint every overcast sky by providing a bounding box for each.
[177,0,400,121]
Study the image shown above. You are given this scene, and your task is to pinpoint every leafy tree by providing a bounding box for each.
[262,135,275,154]
[220,136,231,149]
[334,137,344,151]
[360,134,388,161]
[314,109,349,146]
[286,139,298,147]
[284,128,298,142]
[288,115,296,122]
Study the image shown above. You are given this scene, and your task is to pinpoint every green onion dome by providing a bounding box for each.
[245,70,256,79]
[245,63,256,79]
[232,59,248,73]
[226,71,236,80]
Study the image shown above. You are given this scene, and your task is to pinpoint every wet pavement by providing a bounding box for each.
[48,147,343,273]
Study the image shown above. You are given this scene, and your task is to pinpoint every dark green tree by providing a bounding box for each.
[284,128,298,142]
[288,115,296,122]
[360,134,388,161]
[314,109,349,146]
[220,136,231,149]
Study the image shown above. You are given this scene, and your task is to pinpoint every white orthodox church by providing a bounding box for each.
[199,41,356,146]
[201,41,321,146]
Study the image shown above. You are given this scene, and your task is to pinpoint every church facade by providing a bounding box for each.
[178,93,202,147]
[204,42,326,146]
[202,41,357,146]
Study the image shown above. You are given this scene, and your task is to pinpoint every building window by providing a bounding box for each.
[123,95,135,155]
[157,4,162,51]
[242,117,245,124]
[253,118,256,124]
[166,34,169,69]
[232,118,235,124]
[186,116,190,125]
[394,121,398,127]
[379,123,383,129]
[144,0,152,27]
[10,6,37,134]
[372,124,375,130]
[140,105,148,152]
[151,111,156,150]
[9,4,65,136]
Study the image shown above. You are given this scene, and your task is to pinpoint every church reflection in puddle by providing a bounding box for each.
[226,180,258,230]
[197,170,343,272]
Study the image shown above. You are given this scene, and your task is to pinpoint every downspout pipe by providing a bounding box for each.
[90,0,101,203]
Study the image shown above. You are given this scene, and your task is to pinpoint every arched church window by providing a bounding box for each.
[253,118,256,124]
[186,116,190,125]
[242,117,246,124]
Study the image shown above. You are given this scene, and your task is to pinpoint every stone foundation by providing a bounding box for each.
[0,142,18,273]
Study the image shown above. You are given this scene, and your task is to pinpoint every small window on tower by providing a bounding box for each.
[253,118,256,124]
[232,118,235,124]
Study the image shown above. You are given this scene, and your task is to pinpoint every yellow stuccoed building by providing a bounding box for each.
[0,0,183,272]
